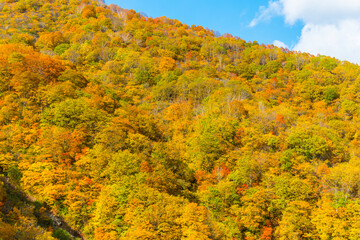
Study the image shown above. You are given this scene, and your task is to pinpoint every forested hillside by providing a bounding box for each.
[1,0,360,239]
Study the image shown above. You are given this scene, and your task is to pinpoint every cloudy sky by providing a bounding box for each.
[108,0,360,64]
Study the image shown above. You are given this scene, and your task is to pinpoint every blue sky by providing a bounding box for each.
[106,0,303,48]
[106,0,360,64]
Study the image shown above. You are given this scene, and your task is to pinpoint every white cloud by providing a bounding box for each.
[273,40,288,49]
[280,0,360,24]
[249,1,282,27]
[251,0,360,64]
[294,20,360,63]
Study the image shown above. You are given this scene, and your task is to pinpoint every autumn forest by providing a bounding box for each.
[0,0,360,239]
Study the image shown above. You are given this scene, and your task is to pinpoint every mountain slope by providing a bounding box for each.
[1,0,360,239]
